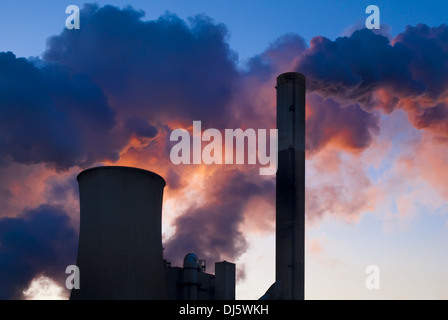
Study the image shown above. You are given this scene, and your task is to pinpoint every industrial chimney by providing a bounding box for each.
[276,72,305,300]
[70,166,167,300]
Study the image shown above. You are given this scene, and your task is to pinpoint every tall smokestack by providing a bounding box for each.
[276,72,305,300]
[71,166,167,300]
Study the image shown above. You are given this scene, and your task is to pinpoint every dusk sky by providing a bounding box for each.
[1,0,448,300]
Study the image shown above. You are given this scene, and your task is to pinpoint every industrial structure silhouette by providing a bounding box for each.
[70,72,305,300]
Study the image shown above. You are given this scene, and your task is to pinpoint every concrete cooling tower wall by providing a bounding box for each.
[70,166,167,300]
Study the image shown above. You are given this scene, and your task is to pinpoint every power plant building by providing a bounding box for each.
[71,166,235,300]
[70,72,305,300]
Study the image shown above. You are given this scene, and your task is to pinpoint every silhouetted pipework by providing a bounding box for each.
[276,72,305,300]
[70,166,167,300]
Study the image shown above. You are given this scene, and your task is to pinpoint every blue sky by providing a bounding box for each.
[2,0,447,62]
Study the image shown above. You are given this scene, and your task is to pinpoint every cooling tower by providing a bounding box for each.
[70,166,167,300]
[276,72,305,300]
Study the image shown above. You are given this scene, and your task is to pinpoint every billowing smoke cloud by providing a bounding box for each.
[0,205,77,299]
[125,116,158,139]
[305,93,380,153]
[0,4,243,298]
[240,23,448,227]
[394,24,448,101]
[43,4,238,128]
[245,33,307,81]
[0,52,122,169]
[1,3,239,171]
[286,26,448,225]
[297,29,423,107]
[296,25,448,138]
[164,169,275,268]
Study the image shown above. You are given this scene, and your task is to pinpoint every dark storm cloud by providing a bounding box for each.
[44,4,238,127]
[0,52,122,169]
[164,169,275,267]
[0,205,77,299]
